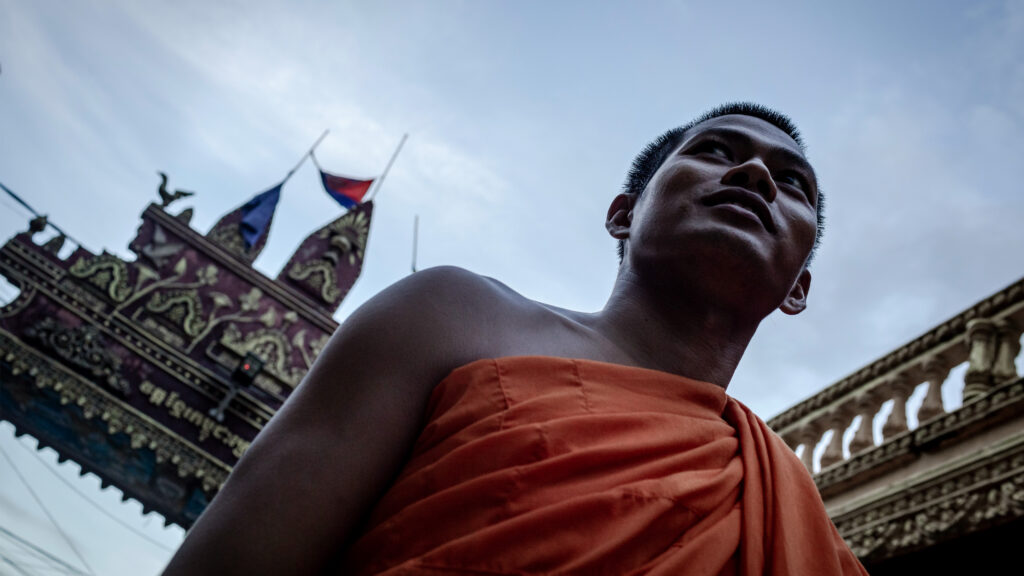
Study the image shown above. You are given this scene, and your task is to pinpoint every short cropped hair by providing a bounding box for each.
[617,102,824,264]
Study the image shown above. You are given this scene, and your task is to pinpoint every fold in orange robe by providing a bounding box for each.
[345,357,867,575]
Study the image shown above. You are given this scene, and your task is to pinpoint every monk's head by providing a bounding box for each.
[606,102,820,319]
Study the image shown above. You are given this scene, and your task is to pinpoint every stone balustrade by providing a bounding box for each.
[769,278,1024,485]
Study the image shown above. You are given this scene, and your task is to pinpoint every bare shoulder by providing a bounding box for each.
[161,266,526,575]
[402,264,526,302]
[321,265,528,385]
[374,264,524,316]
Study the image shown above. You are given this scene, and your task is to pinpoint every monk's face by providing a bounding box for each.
[612,114,819,318]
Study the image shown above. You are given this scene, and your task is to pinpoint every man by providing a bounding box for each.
[164,103,867,575]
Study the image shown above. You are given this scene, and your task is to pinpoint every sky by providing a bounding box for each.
[1,1,1023,574]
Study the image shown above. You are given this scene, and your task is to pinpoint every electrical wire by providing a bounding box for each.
[0,180,85,249]
[0,524,90,575]
[0,444,96,575]
[0,193,31,221]
[0,553,35,576]
[15,438,178,553]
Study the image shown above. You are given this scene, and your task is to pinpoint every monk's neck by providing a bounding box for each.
[591,270,759,389]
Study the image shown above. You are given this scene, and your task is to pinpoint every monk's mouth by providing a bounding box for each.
[701,189,776,233]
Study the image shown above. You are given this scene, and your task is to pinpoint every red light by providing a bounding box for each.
[243,363,250,370]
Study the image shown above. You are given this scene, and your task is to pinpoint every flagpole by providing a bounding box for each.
[365,133,408,202]
[283,129,330,184]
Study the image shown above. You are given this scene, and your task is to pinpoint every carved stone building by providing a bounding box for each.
[0,194,373,527]
[768,278,1024,572]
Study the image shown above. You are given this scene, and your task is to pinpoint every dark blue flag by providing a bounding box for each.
[239,183,282,249]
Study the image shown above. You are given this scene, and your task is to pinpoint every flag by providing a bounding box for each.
[239,183,282,249]
[320,169,373,209]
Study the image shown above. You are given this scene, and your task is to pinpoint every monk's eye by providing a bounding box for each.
[694,141,732,160]
[777,172,814,202]
[777,173,805,190]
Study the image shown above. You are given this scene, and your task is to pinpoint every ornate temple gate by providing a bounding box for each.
[769,278,1024,572]
[0,195,371,528]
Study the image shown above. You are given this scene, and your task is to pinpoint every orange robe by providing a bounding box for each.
[345,357,867,575]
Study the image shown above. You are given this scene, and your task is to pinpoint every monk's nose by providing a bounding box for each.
[723,160,777,202]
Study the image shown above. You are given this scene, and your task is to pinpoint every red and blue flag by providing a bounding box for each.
[320,170,373,210]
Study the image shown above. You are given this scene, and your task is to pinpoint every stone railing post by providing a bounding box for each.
[781,432,801,456]
[800,438,816,473]
[964,318,998,402]
[881,374,914,440]
[798,423,824,473]
[849,392,883,454]
[917,357,949,423]
[819,411,852,469]
[783,430,814,474]
[992,319,1021,384]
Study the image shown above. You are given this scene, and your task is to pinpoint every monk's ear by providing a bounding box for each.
[606,193,634,240]
[780,268,811,315]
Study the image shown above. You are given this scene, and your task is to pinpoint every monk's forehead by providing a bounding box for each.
[681,114,805,158]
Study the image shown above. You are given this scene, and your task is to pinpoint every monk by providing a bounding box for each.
[163,102,868,575]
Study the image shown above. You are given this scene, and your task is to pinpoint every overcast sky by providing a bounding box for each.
[2,1,1023,574]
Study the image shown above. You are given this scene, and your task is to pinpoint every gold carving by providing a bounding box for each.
[221,323,303,388]
[309,333,329,360]
[139,317,186,349]
[207,223,254,264]
[60,280,106,312]
[285,207,371,304]
[146,289,207,337]
[107,258,188,319]
[292,330,330,370]
[322,208,370,266]
[180,286,263,354]
[259,307,277,327]
[209,292,232,309]
[127,263,237,349]
[7,239,65,280]
[293,330,312,368]
[0,278,35,318]
[287,260,341,303]
[195,264,219,285]
[69,252,132,302]
[24,317,131,396]
[239,287,262,312]
[139,222,185,268]
[138,380,251,458]
[0,329,231,492]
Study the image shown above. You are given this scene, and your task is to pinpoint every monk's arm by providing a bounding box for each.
[161,266,488,576]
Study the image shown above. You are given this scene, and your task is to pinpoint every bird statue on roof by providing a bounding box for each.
[157,171,195,207]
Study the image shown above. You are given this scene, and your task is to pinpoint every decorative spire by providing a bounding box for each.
[276,201,374,313]
[206,184,282,265]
